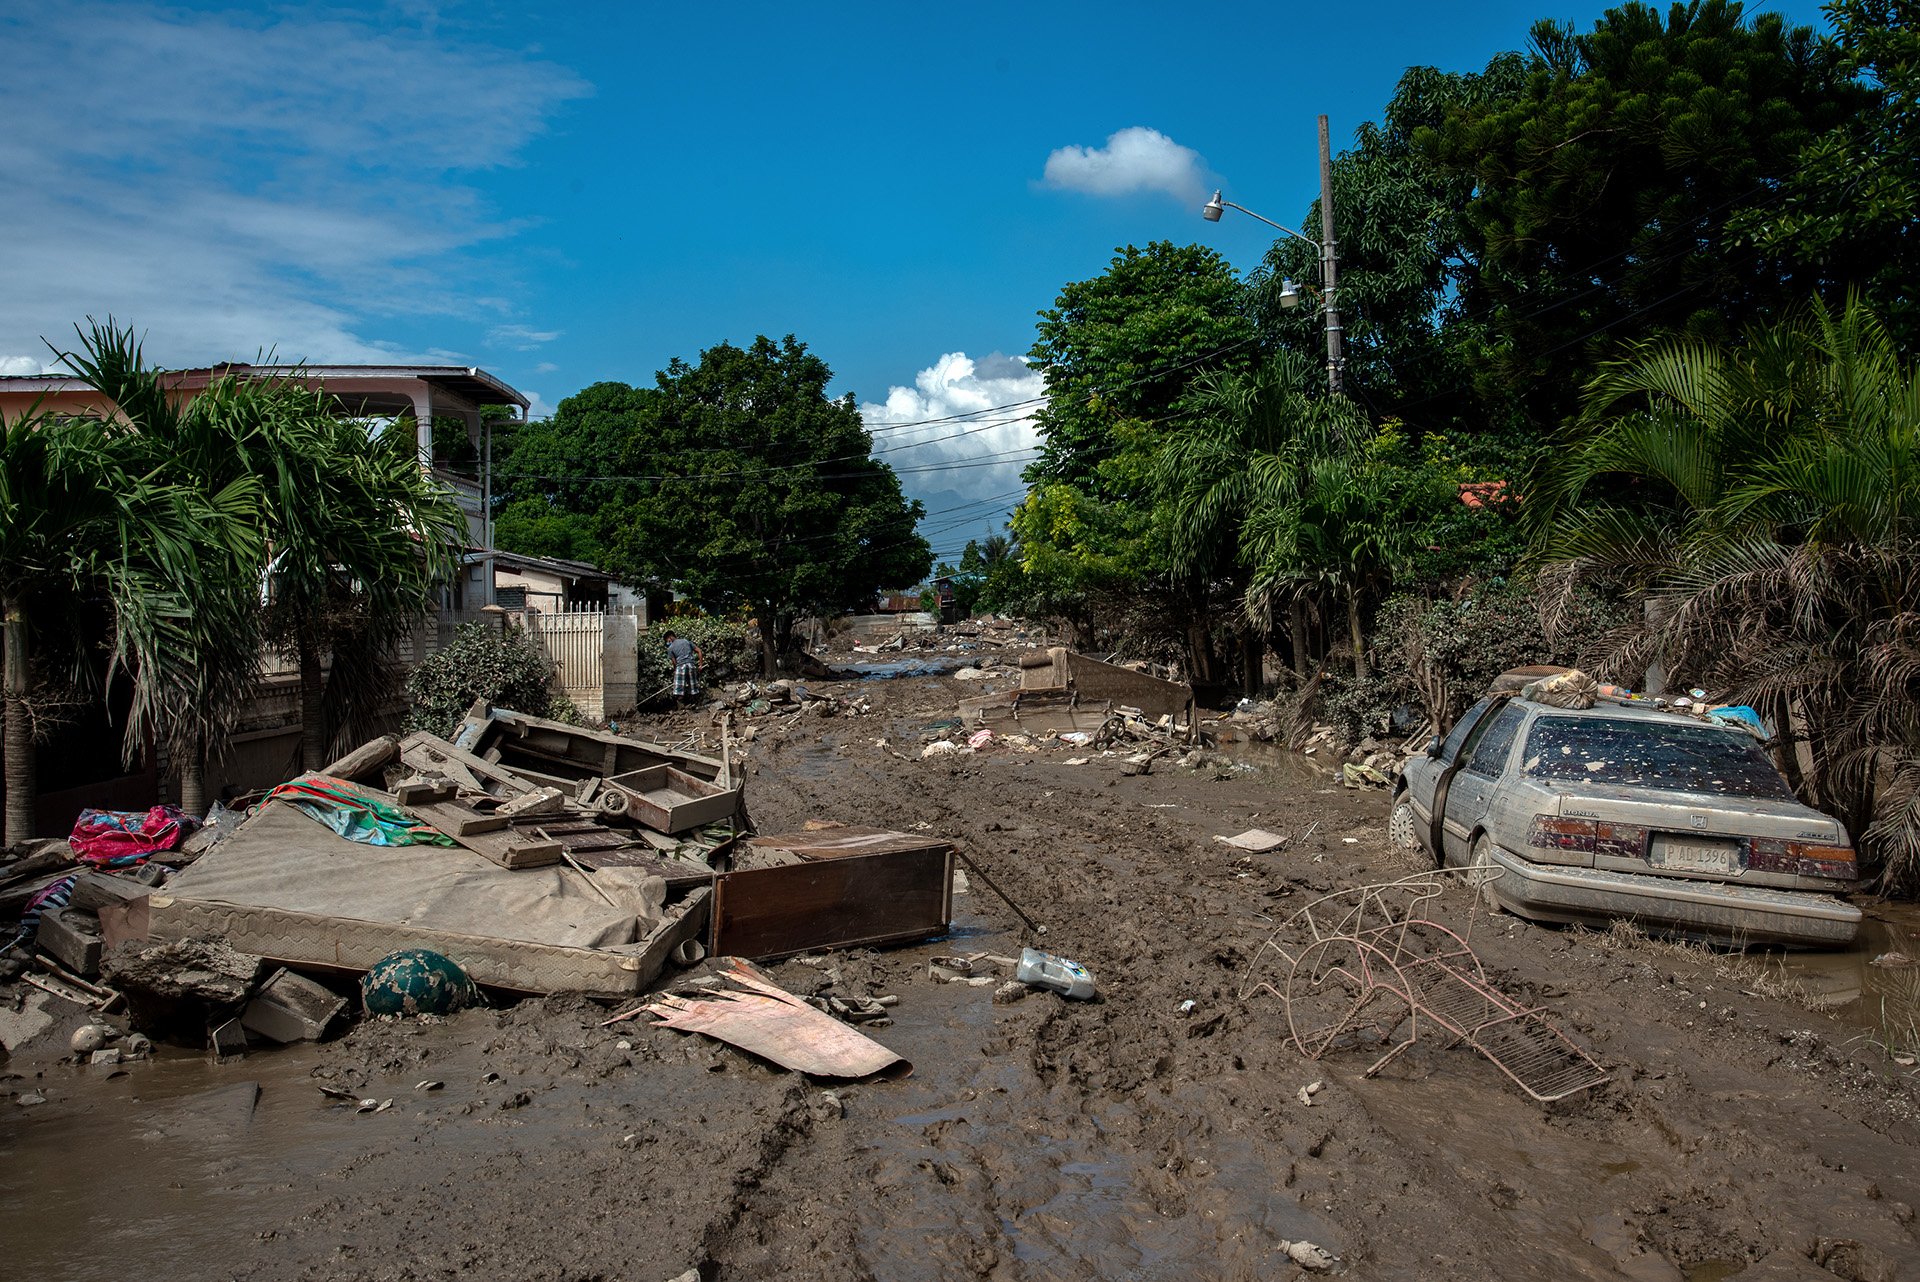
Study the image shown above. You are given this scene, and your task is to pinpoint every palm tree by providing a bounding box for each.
[1531,295,1920,889]
[1157,351,1406,681]
[54,324,274,814]
[257,408,465,770]
[55,321,465,792]
[0,398,256,842]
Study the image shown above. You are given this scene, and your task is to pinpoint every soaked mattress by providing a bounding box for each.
[148,801,705,995]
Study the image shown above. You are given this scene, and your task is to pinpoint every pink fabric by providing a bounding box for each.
[68,805,193,865]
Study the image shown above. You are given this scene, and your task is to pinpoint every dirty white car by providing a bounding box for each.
[1390,695,1862,947]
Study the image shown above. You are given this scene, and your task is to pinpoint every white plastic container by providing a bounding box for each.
[1017,947,1096,1000]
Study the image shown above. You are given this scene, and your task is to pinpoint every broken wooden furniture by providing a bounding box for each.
[394,778,567,869]
[602,765,741,835]
[1240,869,1610,1103]
[1019,647,1194,726]
[387,712,744,859]
[462,705,729,791]
[711,827,955,961]
[958,648,1195,734]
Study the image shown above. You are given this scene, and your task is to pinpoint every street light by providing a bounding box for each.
[1201,114,1345,394]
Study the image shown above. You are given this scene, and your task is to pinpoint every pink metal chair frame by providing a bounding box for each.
[1240,868,1610,1103]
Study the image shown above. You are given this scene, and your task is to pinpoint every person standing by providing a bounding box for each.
[663,629,703,706]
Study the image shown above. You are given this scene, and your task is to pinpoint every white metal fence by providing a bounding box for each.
[526,606,642,721]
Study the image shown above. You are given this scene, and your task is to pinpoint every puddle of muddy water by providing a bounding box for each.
[0,1044,358,1281]
[1773,904,1920,1046]
[1206,731,1341,788]
[833,656,972,680]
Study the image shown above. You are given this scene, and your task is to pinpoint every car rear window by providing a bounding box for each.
[1519,716,1794,800]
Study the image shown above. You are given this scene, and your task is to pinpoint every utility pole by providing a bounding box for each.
[1317,113,1344,395]
[1203,115,1345,395]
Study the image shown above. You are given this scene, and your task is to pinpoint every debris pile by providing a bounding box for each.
[0,703,968,1071]
[712,679,873,721]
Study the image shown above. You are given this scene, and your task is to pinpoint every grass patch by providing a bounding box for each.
[1586,919,1850,1015]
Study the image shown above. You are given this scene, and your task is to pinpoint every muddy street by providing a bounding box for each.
[5,671,1919,1282]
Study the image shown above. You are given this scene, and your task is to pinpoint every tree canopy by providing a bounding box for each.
[1421,1,1861,423]
[497,335,931,664]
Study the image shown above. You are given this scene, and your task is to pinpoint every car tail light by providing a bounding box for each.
[1748,838,1856,880]
[1527,816,1648,857]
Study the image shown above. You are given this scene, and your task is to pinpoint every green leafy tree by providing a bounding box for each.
[1241,423,1451,681]
[53,321,467,783]
[1733,0,1920,347]
[545,336,930,674]
[1016,242,1257,659]
[494,383,650,566]
[1251,58,1530,434]
[52,326,281,814]
[1421,1,1862,425]
[262,412,466,770]
[1,398,257,841]
[1028,240,1257,488]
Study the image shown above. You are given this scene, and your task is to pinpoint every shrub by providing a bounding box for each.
[635,616,758,700]
[405,622,568,737]
[1313,581,1626,744]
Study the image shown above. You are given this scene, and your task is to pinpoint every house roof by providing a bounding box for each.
[0,363,529,414]
[472,548,611,580]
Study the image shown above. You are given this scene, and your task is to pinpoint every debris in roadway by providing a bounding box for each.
[645,958,910,1079]
[1214,829,1290,854]
[1015,947,1097,1000]
[242,967,348,1042]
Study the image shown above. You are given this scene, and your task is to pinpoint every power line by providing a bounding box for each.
[497,332,1261,488]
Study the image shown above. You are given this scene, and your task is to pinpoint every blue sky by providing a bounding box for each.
[0,0,1837,561]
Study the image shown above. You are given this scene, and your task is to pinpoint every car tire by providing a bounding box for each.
[1388,793,1426,859]
[1469,834,1505,914]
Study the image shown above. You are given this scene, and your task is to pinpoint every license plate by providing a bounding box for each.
[1651,836,1739,874]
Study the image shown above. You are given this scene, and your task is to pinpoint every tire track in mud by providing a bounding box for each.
[716,716,1361,1279]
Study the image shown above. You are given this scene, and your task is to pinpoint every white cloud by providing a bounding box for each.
[860,352,1045,524]
[489,325,562,351]
[0,5,589,370]
[0,356,52,376]
[1041,126,1212,202]
[533,362,559,375]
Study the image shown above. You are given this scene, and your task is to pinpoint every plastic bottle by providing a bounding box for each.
[1017,947,1097,1000]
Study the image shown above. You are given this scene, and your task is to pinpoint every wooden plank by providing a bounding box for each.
[399,732,534,796]
[396,789,561,869]
[483,707,728,781]
[470,836,565,870]
[496,786,568,819]
[410,800,510,837]
[322,735,399,783]
[745,827,953,862]
[571,846,715,889]
[395,779,457,806]
[711,847,953,961]
[492,760,593,797]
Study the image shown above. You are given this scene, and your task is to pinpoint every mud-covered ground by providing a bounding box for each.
[5,670,1920,1282]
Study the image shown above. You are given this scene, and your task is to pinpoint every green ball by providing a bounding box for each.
[360,949,479,1016]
